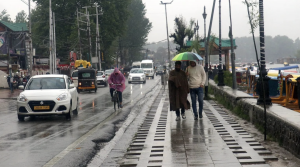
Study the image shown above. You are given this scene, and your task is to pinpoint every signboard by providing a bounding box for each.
[92,57,98,63]
[0,33,7,54]
[101,50,105,63]
[70,51,77,62]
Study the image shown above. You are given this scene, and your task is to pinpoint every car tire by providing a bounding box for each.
[104,82,107,87]
[143,80,146,84]
[128,81,131,84]
[66,102,72,120]
[73,98,79,115]
[95,88,97,93]
[18,114,25,121]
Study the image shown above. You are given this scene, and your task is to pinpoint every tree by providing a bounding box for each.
[119,0,152,65]
[169,16,195,52]
[0,9,12,22]
[15,10,27,23]
[30,0,131,67]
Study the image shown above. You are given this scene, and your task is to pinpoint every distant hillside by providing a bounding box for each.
[144,41,178,52]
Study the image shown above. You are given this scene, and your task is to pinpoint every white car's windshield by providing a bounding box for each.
[130,69,144,73]
[27,77,66,90]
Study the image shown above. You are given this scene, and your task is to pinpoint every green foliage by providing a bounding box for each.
[214,70,233,88]
[0,9,12,22]
[295,50,300,58]
[31,0,131,67]
[15,10,27,23]
[119,0,152,65]
[242,0,259,33]
[169,16,195,52]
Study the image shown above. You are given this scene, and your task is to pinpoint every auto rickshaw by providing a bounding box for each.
[77,68,97,93]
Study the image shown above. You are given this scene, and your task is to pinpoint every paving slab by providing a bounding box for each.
[115,89,279,167]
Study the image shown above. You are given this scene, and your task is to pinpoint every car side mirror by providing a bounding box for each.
[18,85,24,90]
[69,83,75,89]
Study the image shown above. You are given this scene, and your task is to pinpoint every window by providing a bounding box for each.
[97,72,104,76]
[72,71,78,77]
[141,63,152,68]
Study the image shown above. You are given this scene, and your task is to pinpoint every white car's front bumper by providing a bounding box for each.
[17,98,71,116]
[128,76,145,82]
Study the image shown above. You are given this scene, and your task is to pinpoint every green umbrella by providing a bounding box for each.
[172,52,203,61]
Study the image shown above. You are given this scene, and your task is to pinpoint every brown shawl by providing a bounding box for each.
[168,69,190,111]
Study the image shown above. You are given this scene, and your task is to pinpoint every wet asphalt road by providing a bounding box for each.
[0,76,161,167]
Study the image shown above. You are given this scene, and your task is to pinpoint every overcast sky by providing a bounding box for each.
[1,0,300,43]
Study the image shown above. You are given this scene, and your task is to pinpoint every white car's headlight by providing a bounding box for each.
[141,75,145,78]
[129,75,132,78]
[57,92,68,101]
[18,94,27,102]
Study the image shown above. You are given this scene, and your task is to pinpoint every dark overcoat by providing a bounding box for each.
[168,69,190,111]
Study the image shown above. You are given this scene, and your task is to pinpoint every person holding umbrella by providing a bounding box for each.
[168,61,190,121]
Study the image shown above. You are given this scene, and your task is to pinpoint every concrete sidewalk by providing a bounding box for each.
[118,89,277,167]
[0,88,21,99]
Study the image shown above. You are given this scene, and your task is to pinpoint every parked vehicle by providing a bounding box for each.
[132,61,141,68]
[71,70,78,87]
[141,60,155,79]
[105,69,114,80]
[122,66,132,77]
[128,68,146,84]
[96,71,107,87]
[17,74,78,121]
[284,62,289,66]
[77,68,97,93]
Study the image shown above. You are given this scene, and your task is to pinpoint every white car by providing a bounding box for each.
[17,74,78,121]
[96,71,107,87]
[128,68,146,84]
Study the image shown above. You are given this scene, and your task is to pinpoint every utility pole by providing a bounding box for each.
[28,0,33,76]
[161,0,173,69]
[94,3,101,71]
[53,12,56,73]
[82,7,92,62]
[77,8,82,59]
[49,0,52,74]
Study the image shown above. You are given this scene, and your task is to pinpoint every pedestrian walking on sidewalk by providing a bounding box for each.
[186,60,206,120]
[168,61,190,121]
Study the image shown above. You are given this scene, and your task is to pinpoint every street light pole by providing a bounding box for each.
[228,0,237,89]
[161,0,173,69]
[203,6,208,99]
[218,0,225,86]
[28,0,32,76]
[257,0,271,105]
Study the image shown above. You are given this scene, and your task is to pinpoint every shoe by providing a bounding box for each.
[194,115,198,120]
[199,113,203,118]
[176,116,180,121]
[182,113,186,119]
[120,104,123,108]
[111,97,114,102]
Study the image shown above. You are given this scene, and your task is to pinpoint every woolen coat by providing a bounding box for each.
[168,69,190,111]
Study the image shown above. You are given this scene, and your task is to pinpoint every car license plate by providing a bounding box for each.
[34,106,50,110]
[146,74,149,76]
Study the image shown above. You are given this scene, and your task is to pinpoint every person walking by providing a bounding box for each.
[186,60,206,120]
[168,61,190,121]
